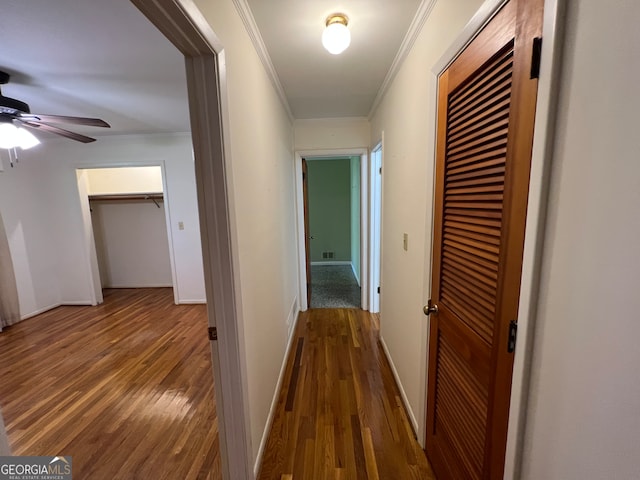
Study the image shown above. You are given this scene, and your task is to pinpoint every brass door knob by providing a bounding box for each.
[423,300,438,316]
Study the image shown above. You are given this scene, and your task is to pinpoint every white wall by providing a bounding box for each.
[0,133,206,318]
[57,134,204,304]
[294,117,370,150]
[0,151,60,317]
[521,1,640,478]
[193,0,298,467]
[91,201,173,288]
[369,0,484,438]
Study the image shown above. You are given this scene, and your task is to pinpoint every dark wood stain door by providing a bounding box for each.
[302,158,312,306]
[425,0,543,478]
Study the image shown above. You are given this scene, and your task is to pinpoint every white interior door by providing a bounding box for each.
[370,144,382,313]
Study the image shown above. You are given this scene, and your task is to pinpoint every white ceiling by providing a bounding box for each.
[0,0,422,138]
[247,0,422,118]
[0,0,189,137]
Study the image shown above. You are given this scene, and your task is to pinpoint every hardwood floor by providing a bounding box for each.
[258,309,435,480]
[0,288,220,479]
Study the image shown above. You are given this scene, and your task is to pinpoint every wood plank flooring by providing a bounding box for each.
[0,288,220,479]
[258,309,435,480]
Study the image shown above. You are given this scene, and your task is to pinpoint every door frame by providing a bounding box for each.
[130,1,252,479]
[422,0,564,477]
[295,149,369,311]
[301,158,312,306]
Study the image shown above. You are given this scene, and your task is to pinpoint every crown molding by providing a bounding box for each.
[231,0,295,122]
[368,0,438,120]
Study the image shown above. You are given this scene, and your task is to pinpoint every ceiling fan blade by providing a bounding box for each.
[18,113,110,128]
[18,120,96,144]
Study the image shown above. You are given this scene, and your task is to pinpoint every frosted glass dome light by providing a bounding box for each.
[15,127,40,149]
[0,122,40,149]
[322,14,351,55]
[0,123,19,149]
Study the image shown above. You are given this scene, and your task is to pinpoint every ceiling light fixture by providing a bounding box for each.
[322,14,351,55]
[0,121,40,150]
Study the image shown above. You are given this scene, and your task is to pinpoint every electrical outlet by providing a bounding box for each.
[178,221,184,230]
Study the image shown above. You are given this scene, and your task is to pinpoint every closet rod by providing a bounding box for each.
[88,193,164,208]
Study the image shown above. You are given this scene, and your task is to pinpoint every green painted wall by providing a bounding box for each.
[350,156,360,283]
[308,159,351,262]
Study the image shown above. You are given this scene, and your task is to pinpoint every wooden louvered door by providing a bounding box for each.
[425,0,542,478]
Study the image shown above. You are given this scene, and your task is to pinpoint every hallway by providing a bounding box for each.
[258,309,434,479]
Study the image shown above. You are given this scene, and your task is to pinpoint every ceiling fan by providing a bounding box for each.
[0,70,110,148]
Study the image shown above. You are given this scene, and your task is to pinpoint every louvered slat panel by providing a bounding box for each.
[443,237,499,265]
[440,43,514,346]
[442,258,497,301]
[447,77,512,129]
[442,274,496,310]
[443,246,499,277]
[448,48,514,111]
[444,224,502,243]
[448,91,512,135]
[443,232,499,255]
[442,275,496,314]
[447,170,505,189]
[434,333,489,480]
[447,108,509,145]
[447,158,506,177]
[445,219,501,237]
[447,121,510,156]
[441,278,495,341]
[440,293,493,342]
[447,139,508,164]
[446,176,506,191]
[446,214,501,228]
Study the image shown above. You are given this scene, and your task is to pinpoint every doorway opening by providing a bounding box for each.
[131,2,252,477]
[304,156,361,309]
[77,165,177,305]
[295,148,381,313]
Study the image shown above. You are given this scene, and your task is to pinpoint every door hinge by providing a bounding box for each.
[377,286,380,294]
[530,37,542,79]
[507,320,517,353]
[208,326,218,341]
[379,167,382,174]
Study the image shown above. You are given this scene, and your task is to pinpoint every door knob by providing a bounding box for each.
[423,299,439,316]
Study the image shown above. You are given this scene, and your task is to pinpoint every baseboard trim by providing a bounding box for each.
[286,296,298,339]
[103,284,173,289]
[60,301,94,306]
[253,297,300,478]
[176,299,206,305]
[380,335,419,436]
[20,303,62,321]
[351,262,361,286]
[310,261,352,266]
